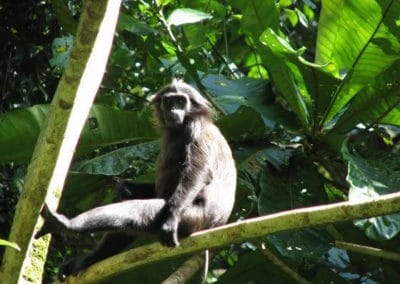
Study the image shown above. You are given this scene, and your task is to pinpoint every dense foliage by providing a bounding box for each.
[1,0,400,283]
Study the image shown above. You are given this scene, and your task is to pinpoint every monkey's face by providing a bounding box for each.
[160,93,191,128]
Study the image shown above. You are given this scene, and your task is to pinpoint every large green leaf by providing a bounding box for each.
[231,0,279,39]
[318,0,400,126]
[329,82,400,132]
[216,106,267,142]
[73,141,159,176]
[342,142,400,240]
[202,74,299,129]
[260,29,313,128]
[0,105,158,164]
[0,105,47,164]
[260,29,343,130]
[258,154,326,215]
[265,228,332,264]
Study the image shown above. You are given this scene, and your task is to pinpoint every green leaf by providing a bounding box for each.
[0,105,47,164]
[259,29,312,128]
[73,141,159,176]
[295,8,308,28]
[265,228,332,263]
[284,9,298,27]
[231,0,280,38]
[317,0,400,126]
[118,13,158,35]
[167,8,212,26]
[0,105,158,164]
[0,239,20,251]
[342,142,400,240]
[202,74,298,130]
[216,106,267,142]
[61,173,111,212]
[329,82,400,132]
[79,105,158,152]
[258,154,326,214]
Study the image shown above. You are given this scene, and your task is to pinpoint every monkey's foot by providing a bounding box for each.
[35,204,66,239]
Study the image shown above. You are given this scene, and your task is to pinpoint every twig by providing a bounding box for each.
[335,241,400,261]
[161,251,210,284]
[260,243,309,284]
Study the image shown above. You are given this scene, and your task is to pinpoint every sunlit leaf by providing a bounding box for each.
[0,239,20,251]
[167,8,212,26]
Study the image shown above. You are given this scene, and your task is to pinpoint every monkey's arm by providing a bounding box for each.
[159,165,211,247]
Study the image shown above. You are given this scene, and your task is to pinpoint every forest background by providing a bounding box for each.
[1,0,400,283]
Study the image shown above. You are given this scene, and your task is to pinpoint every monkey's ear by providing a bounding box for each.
[172,78,183,85]
[149,94,158,104]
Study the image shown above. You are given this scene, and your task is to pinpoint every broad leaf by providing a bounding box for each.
[217,106,267,142]
[265,228,332,264]
[231,0,279,38]
[118,13,158,35]
[318,0,400,126]
[260,29,312,128]
[202,74,298,129]
[73,141,159,176]
[343,142,400,240]
[0,105,158,164]
[258,155,326,214]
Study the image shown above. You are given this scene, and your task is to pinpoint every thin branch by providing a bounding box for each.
[0,1,122,282]
[260,243,309,284]
[161,251,209,284]
[335,241,400,261]
[60,191,400,283]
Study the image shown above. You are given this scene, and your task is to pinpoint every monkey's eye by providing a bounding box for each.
[175,97,186,106]
[162,95,187,110]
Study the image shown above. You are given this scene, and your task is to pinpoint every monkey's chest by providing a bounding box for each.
[155,151,189,198]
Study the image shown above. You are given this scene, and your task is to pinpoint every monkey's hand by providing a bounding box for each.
[160,214,179,247]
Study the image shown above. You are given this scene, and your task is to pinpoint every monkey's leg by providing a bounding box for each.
[59,232,133,279]
[36,199,166,238]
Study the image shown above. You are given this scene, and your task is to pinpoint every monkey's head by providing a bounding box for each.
[152,79,212,129]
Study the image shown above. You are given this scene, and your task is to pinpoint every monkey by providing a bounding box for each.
[35,79,237,278]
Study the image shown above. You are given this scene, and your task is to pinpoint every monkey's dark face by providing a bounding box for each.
[160,93,191,128]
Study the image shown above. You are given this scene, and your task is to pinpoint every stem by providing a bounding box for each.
[335,241,400,261]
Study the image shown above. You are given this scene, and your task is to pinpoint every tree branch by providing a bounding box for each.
[161,252,208,284]
[260,243,309,284]
[0,1,122,283]
[335,241,400,261]
[61,191,400,283]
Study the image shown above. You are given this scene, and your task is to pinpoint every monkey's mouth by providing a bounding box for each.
[164,119,184,128]
[164,115,185,128]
